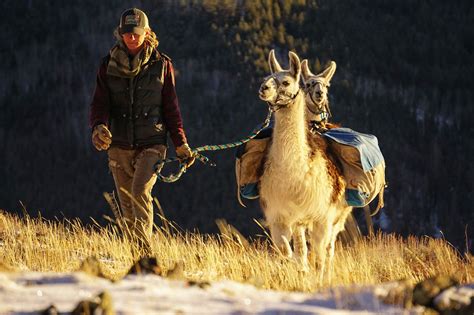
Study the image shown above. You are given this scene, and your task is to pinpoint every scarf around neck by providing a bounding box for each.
[107,40,154,78]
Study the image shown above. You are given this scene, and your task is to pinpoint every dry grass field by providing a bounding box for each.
[0,210,472,292]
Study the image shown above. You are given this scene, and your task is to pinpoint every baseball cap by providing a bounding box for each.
[119,8,149,35]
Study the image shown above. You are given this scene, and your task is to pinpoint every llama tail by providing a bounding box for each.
[371,185,386,216]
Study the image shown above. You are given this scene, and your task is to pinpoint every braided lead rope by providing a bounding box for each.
[154,106,273,183]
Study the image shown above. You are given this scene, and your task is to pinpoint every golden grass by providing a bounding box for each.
[0,210,471,292]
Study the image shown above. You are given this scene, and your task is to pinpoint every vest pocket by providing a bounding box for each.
[109,109,130,146]
[134,106,166,145]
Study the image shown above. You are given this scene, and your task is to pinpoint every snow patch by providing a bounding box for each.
[0,272,427,314]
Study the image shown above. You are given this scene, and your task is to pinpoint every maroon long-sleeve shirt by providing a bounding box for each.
[89,55,187,148]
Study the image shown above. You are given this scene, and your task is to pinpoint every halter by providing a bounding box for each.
[268,89,300,112]
[263,75,301,112]
[304,78,332,122]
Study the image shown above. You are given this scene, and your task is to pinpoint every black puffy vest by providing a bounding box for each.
[106,52,167,148]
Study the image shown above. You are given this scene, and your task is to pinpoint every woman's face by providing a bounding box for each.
[122,32,146,52]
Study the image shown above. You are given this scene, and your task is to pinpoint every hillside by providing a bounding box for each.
[0,0,473,249]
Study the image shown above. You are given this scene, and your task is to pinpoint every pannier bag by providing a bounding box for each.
[235,127,385,210]
[235,127,272,207]
[323,128,385,209]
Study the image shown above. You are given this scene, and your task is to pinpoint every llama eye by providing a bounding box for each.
[282,81,290,86]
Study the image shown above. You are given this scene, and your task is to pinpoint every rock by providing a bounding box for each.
[166,261,184,279]
[380,279,414,308]
[434,285,474,315]
[413,275,459,307]
[72,291,114,315]
[0,261,12,272]
[187,280,211,289]
[126,257,162,276]
[41,304,58,315]
[77,257,110,280]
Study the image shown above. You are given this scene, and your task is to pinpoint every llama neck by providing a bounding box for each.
[270,92,310,174]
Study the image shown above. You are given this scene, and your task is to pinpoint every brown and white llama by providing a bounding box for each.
[258,50,352,279]
[301,59,337,129]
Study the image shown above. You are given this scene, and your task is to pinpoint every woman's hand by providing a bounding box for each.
[175,143,195,167]
[92,124,112,151]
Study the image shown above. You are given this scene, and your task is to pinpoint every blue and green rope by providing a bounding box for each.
[154,107,273,183]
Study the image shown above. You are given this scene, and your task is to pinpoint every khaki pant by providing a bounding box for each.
[107,144,166,245]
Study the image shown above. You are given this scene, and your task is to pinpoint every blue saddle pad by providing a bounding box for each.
[322,128,384,171]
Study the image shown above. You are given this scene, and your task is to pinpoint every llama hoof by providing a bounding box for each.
[291,257,310,273]
[299,264,310,274]
[298,258,310,273]
[278,254,293,263]
[317,271,326,286]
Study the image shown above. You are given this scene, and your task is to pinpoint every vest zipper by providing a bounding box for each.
[129,78,134,148]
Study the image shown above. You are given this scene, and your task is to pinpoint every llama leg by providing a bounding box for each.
[269,221,293,259]
[293,224,309,272]
[328,218,346,265]
[326,229,339,283]
[327,207,353,282]
[328,207,353,265]
[325,221,342,282]
[311,221,333,284]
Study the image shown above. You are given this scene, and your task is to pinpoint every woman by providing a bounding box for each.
[89,8,194,252]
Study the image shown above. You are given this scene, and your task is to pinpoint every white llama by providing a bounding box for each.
[258,50,352,278]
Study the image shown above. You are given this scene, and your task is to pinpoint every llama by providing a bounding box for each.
[301,59,337,130]
[258,50,352,279]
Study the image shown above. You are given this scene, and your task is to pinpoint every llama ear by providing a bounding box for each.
[317,61,337,85]
[268,49,282,74]
[301,59,314,82]
[288,51,301,79]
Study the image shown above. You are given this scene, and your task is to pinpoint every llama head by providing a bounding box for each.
[259,50,301,106]
[301,60,336,113]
